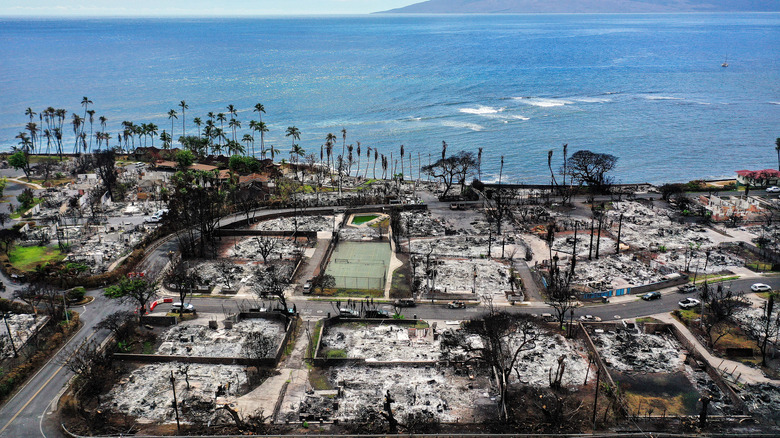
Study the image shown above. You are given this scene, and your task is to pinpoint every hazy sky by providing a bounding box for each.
[0,0,418,16]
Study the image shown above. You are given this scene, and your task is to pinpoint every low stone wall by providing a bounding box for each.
[140,315,178,326]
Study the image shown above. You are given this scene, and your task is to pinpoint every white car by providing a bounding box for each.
[766,186,780,193]
[750,283,772,292]
[678,298,701,309]
[172,302,195,312]
[579,315,602,322]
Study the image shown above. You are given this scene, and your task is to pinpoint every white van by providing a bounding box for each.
[145,209,169,223]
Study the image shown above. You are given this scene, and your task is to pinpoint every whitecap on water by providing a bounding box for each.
[514,97,573,107]
[459,105,503,115]
[441,120,484,131]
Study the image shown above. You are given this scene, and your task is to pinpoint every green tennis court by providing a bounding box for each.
[325,241,391,290]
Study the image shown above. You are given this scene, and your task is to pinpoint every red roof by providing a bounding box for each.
[736,169,780,177]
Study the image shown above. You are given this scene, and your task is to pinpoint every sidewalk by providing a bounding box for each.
[653,312,773,385]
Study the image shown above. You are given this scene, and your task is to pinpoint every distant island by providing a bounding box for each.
[377,0,780,14]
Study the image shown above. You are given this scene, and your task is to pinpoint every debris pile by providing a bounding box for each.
[0,314,49,359]
[402,211,450,237]
[321,323,438,361]
[329,366,493,423]
[511,333,592,387]
[105,363,247,421]
[252,215,334,232]
[420,258,511,295]
[606,201,712,250]
[552,234,616,257]
[156,319,286,358]
[654,249,743,275]
[740,384,780,423]
[410,235,526,259]
[225,237,301,261]
[574,254,664,290]
[592,329,683,373]
[339,226,381,241]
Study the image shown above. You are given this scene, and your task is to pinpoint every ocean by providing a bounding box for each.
[0,14,779,184]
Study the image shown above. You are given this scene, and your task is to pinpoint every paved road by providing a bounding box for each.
[0,291,125,438]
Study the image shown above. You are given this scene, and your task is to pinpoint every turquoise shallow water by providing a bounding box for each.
[1,14,779,183]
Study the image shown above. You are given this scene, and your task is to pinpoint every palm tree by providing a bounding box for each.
[381,154,388,179]
[148,123,159,147]
[86,109,95,152]
[286,126,301,155]
[80,96,92,139]
[364,147,371,178]
[207,111,215,122]
[217,112,226,137]
[341,128,347,159]
[242,134,254,157]
[253,103,265,122]
[26,122,38,155]
[229,118,241,142]
[257,121,268,159]
[179,100,188,136]
[226,104,237,119]
[71,113,82,153]
[43,129,52,155]
[326,133,337,169]
[160,130,171,149]
[356,142,361,179]
[168,109,178,141]
[193,117,202,138]
[347,145,354,177]
[269,145,276,161]
[478,147,483,180]
[373,148,378,179]
[248,120,258,156]
[16,132,32,153]
[25,107,36,123]
[400,144,405,180]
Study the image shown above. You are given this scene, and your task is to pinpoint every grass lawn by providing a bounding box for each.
[351,214,379,225]
[8,245,64,271]
[319,288,383,298]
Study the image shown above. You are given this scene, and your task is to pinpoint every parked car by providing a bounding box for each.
[339,308,360,318]
[364,309,390,318]
[641,292,662,301]
[751,283,772,292]
[447,301,466,309]
[678,297,701,309]
[677,284,697,294]
[302,280,312,294]
[144,209,169,223]
[766,186,780,193]
[394,299,416,307]
[171,302,195,312]
[579,315,602,322]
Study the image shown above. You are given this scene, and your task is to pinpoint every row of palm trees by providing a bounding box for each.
[14,99,489,185]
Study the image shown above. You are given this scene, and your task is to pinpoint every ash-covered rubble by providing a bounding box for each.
[740,383,780,424]
[0,314,49,359]
[401,211,450,237]
[156,319,286,358]
[225,236,301,260]
[252,215,335,232]
[654,249,743,275]
[606,201,712,250]
[592,329,683,373]
[574,254,664,290]
[339,226,381,241]
[419,258,511,295]
[188,261,249,289]
[321,323,438,361]
[552,234,616,257]
[410,235,527,259]
[511,333,592,387]
[328,366,493,423]
[104,363,248,422]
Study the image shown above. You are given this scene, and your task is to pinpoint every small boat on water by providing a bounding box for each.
[722,56,729,68]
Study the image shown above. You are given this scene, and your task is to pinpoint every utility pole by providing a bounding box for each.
[571,223,578,277]
[3,313,18,357]
[588,215,595,260]
[592,367,601,430]
[595,208,603,260]
[170,371,181,433]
